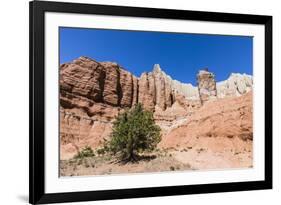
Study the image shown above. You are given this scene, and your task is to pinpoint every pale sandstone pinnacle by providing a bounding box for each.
[153,64,161,72]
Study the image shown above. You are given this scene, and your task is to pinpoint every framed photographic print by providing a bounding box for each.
[29,0,272,204]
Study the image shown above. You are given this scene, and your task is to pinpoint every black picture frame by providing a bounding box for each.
[29,0,272,204]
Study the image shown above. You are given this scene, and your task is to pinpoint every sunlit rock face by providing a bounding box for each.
[197,69,217,104]
[216,73,253,98]
[59,57,253,159]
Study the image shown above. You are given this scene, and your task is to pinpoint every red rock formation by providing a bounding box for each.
[119,69,134,107]
[100,62,119,106]
[159,91,253,148]
[138,72,156,111]
[60,57,136,159]
[59,57,253,160]
[138,64,195,111]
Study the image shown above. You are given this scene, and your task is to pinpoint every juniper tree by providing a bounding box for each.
[109,104,161,162]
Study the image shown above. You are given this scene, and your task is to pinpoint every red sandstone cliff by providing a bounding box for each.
[59,57,253,159]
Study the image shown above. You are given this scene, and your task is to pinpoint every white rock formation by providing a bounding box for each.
[216,73,253,98]
[150,65,253,103]
[151,65,253,102]
[152,64,200,100]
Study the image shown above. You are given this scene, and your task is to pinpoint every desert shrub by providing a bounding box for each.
[74,146,95,159]
[96,148,105,155]
[96,141,110,156]
[169,166,175,171]
[108,103,161,162]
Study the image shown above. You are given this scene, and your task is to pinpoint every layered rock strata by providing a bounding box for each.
[59,57,253,159]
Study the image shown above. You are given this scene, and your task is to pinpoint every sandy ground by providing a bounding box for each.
[163,136,253,170]
[60,136,252,177]
[172,145,252,170]
[60,153,192,176]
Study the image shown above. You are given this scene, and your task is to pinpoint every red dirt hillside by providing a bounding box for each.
[160,91,253,148]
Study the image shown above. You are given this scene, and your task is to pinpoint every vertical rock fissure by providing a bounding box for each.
[136,79,139,105]
[116,67,123,107]
[152,73,157,106]
[130,74,134,107]
[170,92,174,105]
[163,78,167,110]
[97,66,106,103]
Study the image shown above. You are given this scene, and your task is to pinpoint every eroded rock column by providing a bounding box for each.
[197,69,217,104]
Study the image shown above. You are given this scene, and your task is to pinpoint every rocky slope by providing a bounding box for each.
[159,91,253,148]
[158,91,253,170]
[60,56,253,159]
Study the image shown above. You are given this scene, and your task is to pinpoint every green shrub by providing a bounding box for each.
[96,148,105,155]
[109,104,161,162]
[74,146,95,159]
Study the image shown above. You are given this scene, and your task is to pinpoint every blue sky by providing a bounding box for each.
[60,27,253,86]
